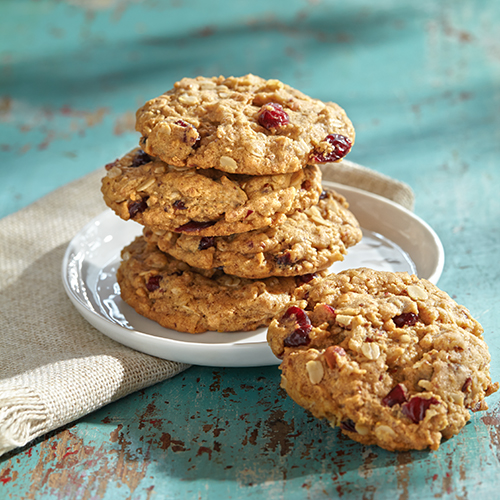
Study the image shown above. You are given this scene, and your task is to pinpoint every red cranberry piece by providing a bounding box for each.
[296,273,317,284]
[402,396,439,423]
[245,210,254,219]
[105,159,118,170]
[257,103,290,130]
[146,275,162,292]
[281,306,310,327]
[175,120,189,127]
[462,377,472,392]
[173,200,187,210]
[311,134,352,163]
[198,237,215,250]
[382,384,408,407]
[340,419,357,433]
[281,306,312,347]
[283,327,311,347]
[276,252,293,267]
[393,312,418,327]
[128,197,149,218]
[131,149,152,167]
[175,220,217,233]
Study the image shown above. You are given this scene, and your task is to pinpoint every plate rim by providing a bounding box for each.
[329,182,445,284]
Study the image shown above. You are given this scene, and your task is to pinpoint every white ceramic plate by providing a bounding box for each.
[62,182,444,367]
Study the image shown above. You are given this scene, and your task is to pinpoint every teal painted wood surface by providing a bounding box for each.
[1,0,500,498]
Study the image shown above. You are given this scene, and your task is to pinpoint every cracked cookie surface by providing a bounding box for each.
[267,268,498,451]
[101,148,322,236]
[117,236,327,334]
[144,189,362,279]
[135,74,355,175]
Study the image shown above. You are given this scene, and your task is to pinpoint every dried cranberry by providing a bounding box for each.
[146,275,162,292]
[402,396,439,423]
[245,210,254,219]
[128,197,149,218]
[296,273,316,284]
[281,306,310,326]
[311,134,352,163]
[131,149,151,167]
[340,419,357,433]
[173,200,187,210]
[199,237,215,250]
[276,252,293,267]
[175,120,189,127]
[462,377,472,393]
[257,102,290,130]
[283,328,311,347]
[282,306,312,347]
[175,220,217,233]
[393,312,418,328]
[105,159,118,170]
[382,384,408,407]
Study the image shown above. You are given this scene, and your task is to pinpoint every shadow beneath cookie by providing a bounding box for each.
[75,365,443,495]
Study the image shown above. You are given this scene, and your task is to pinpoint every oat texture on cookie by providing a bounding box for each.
[135,74,355,175]
[102,148,323,236]
[100,74,362,334]
[143,189,362,279]
[117,236,329,333]
[267,268,498,451]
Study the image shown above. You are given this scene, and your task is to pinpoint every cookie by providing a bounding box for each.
[143,189,362,279]
[135,74,355,176]
[102,148,322,236]
[267,268,498,451]
[117,236,327,334]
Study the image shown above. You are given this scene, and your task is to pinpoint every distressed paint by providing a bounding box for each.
[1,367,500,499]
[1,0,500,498]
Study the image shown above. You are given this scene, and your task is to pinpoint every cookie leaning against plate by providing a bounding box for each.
[102,148,322,236]
[143,189,362,279]
[135,74,355,176]
[117,236,328,334]
[267,268,498,452]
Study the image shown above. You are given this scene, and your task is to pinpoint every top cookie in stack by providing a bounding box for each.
[101,74,362,333]
[135,74,355,175]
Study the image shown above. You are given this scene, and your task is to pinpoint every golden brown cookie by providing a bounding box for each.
[117,236,327,334]
[135,74,355,175]
[267,268,498,451]
[101,148,322,236]
[143,189,362,279]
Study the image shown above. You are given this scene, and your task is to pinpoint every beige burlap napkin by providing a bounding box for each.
[0,159,414,457]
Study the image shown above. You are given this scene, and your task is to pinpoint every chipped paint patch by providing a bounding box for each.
[263,409,296,456]
[482,405,500,463]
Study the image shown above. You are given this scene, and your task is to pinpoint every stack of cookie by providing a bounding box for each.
[101,74,362,333]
